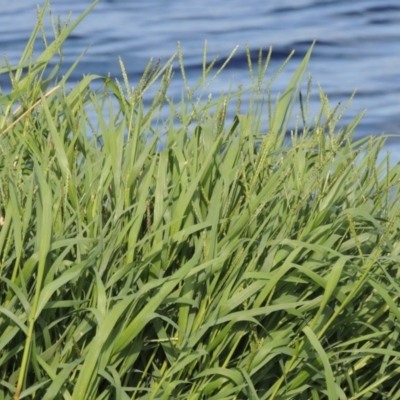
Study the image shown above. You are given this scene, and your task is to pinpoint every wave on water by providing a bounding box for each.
[1,0,399,141]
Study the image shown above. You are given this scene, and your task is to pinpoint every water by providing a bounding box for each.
[1,0,400,161]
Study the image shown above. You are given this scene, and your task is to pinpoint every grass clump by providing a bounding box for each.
[2,2,400,399]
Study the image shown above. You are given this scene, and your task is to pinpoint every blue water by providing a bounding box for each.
[1,0,400,160]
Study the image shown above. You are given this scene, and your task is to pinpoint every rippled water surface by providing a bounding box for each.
[1,0,400,157]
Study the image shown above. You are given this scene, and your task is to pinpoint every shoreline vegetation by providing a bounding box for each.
[2,1,400,399]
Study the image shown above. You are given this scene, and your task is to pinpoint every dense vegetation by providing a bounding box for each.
[1,2,400,399]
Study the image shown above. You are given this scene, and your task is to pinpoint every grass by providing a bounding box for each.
[1,1,400,399]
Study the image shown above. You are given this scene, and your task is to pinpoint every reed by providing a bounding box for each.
[1,1,400,399]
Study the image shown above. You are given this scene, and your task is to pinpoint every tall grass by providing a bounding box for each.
[2,1,400,399]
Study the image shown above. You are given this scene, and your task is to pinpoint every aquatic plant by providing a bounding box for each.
[2,1,400,399]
